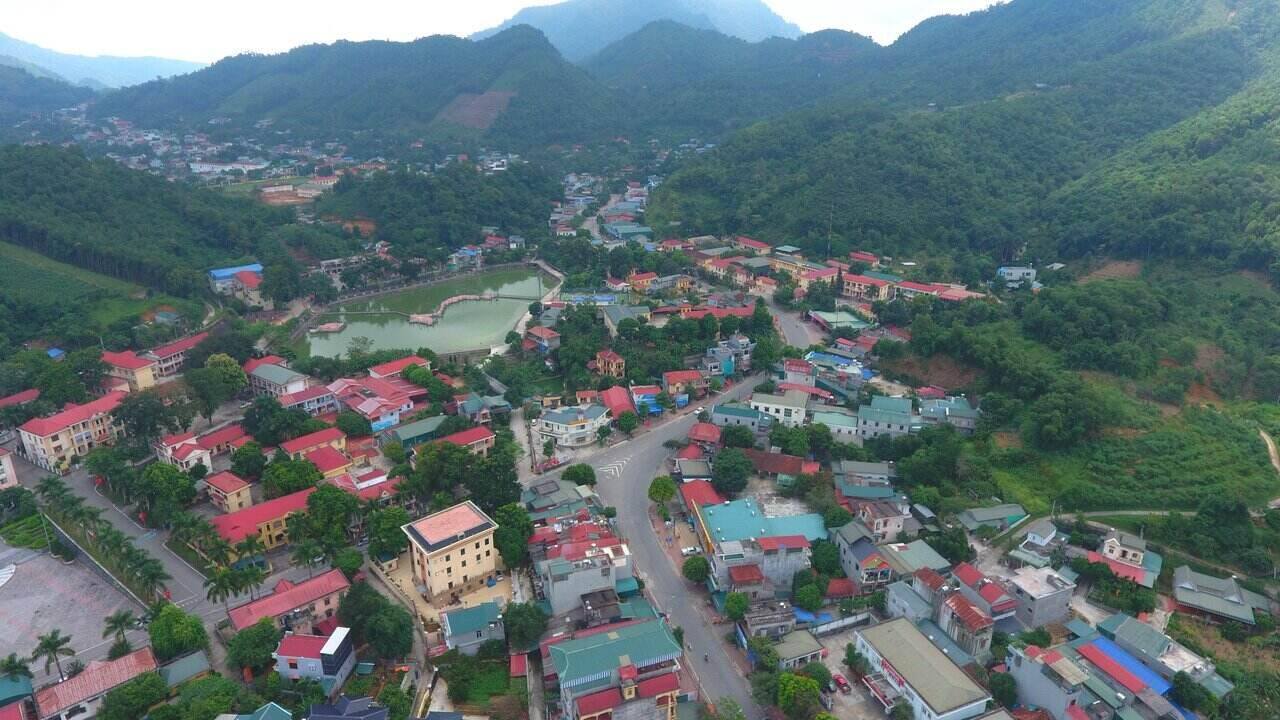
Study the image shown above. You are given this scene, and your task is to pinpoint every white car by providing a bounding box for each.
[680,546,701,556]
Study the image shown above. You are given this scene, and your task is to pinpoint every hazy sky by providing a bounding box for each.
[6,1,998,63]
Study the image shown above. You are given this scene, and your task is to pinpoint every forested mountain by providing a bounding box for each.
[92,26,622,148]
[474,0,800,61]
[0,65,94,124]
[649,0,1278,269]
[0,145,289,295]
[0,32,202,88]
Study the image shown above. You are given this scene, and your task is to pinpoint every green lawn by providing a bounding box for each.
[0,241,140,302]
[465,664,512,705]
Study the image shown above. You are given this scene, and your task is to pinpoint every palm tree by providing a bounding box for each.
[102,610,135,644]
[35,476,69,503]
[291,539,323,579]
[204,568,239,614]
[0,654,31,680]
[235,535,266,563]
[168,511,200,546]
[236,564,267,601]
[31,630,75,681]
[135,560,171,602]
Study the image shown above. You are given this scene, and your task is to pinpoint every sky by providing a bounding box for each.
[4,0,998,64]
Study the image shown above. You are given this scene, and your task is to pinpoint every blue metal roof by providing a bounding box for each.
[1091,636,1171,695]
[208,263,263,280]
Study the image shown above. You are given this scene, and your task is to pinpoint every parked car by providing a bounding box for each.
[833,674,851,694]
[680,546,701,556]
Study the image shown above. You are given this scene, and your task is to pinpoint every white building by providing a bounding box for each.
[854,618,991,720]
[748,389,809,428]
[536,405,611,447]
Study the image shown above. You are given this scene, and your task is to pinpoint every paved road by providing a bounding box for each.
[537,379,760,713]
[765,297,823,348]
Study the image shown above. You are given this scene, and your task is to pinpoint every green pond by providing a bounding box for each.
[303,267,555,357]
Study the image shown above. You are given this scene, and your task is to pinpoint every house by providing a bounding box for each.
[307,696,388,720]
[537,405,611,447]
[402,501,499,602]
[146,332,209,377]
[1097,612,1234,698]
[213,702,293,720]
[920,396,980,433]
[156,431,213,472]
[383,415,448,450]
[1086,530,1163,588]
[522,478,599,524]
[832,522,893,591]
[741,600,796,640]
[687,422,721,447]
[661,369,707,400]
[1099,531,1146,568]
[279,386,339,417]
[1005,644,1099,720]
[212,487,316,552]
[879,540,951,577]
[854,618,990,720]
[774,630,824,670]
[996,266,1037,288]
[853,500,910,542]
[441,601,505,654]
[305,446,353,479]
[525,326,561,354]
[710,403,771,434]
[1022,518,1058,550]
[703,334,755,376]
[19,392,126,472]
[33,647,158,720]
[546,619,682,720]
[951,563,1018,622]
[1007,566,1076,628]
[727,563,769,599]
[601,305,652,338]
[274,628,356,695]
[957,504,1027,533]
[439,426,497,457]
[1171,566,1270,625]
[856,396,920,441]
[0,448,16,491]
[208,263,264,293]
[625,271,658,291]
[599,386,636,419]
[249,364,310,398]
[740,449,820,478]
[329,377,418,432]
[749,390,809,428]
[834,460,896,486]
[937,592,994,661]
[536,538,634,616]
[594,350,626,378]
[228,569,351,632]
[100,350,157,392]
[693,498,825,591]
[281,428,347,460]
[842,274,894,302]
[781,358,816,386]
[197,423,248,456]
[206,471,253,513]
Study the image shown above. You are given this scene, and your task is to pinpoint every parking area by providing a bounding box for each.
[0,541,137,664]
[816,626,884,720]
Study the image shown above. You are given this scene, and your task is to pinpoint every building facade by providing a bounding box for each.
[402,501,499,602]
[19,392,127,472]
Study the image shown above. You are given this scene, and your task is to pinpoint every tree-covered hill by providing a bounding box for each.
[0,144,289,295]
[0,65,94,124]
[91,26,623,148]
[648,0,1269,266]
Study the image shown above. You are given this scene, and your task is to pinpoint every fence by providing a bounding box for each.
[41,512,147,608]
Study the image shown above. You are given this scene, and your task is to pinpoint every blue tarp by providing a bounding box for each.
[1092,637,1171,695]
[793,609,833,624]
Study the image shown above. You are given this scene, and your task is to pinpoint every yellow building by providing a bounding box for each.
[212,487,315,553]
[401,500,499,602]
[101,350,158,392]
[18,391,127,472]
[205,471,253,513]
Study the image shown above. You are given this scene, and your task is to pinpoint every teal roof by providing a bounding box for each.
[713,403,763,419]
[812,410,857,428]
[837,480,897,500]
[391,415,447,442]
[619,596,656,619]
[444,601,502,637]
[870,396,913,414]
[159,651,211,688]
[1085,676,1127,709]
[698,498,825,544]
[865,270,902,283]
[250,363,305,386]
[958,504,1027,530]
[237,703,293,720]
[615,576,640,596]
[1112,615,1170,658]
[1198,671,1235,699]
[0,675,33,707]
[549,619,681,687]
[881,539,950,573]
[1064,618,1097,640]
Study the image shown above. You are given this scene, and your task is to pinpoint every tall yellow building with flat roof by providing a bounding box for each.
[402,501,499,602]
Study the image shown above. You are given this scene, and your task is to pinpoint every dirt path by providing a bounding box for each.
[1261,429,1280,508]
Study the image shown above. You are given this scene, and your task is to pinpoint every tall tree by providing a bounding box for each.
[31,630,75,681]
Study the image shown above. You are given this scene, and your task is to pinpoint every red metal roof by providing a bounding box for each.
[757,535,810,551]
[913,568,947,591]
[777,383,832,399]
[149,332,209,359]
[19,391,126,437]
[205,471,249,494]
[596,349,623,363]
[944,593,994,632]
[197,423,247,449]
[243,355,286,374]
[600,386,635,417]
[235,270,262,289]
[783,359,813,372]
[676,444,704,460]
[636,672,680,697]
[368,355,429,377]
[509,653,528,677]
[952,562,984,589]
[34,647,157,716]
[728,564,765,586]
[575,688,623,715]
[735,236,770,250]
[441,426,496,447]
[277,633,329,658]
[1086,551,1148,584]
[280,386,335,406]
[687,423,721,444]
[629,271,658,282]
[742,448,808,476]
[0,388,39,408]
[846,274,891,287]
[850,251,879,264]
[101,349,155,370]
[663,370,703,386]
[826,578,859,598]
[212,487,315,543]
[228,569,349,631]
[1077,642,1146,694]
[304,446,351,474]
[280,427,345,455]
[679,480,724,508]
[527,326,560,340]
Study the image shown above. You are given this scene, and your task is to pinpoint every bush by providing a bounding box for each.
[147,603,208,662]
[682,555,711,583]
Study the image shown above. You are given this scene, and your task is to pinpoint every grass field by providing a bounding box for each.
[0,241,140,302]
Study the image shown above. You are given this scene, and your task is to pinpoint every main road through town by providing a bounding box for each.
[538,378,761,716]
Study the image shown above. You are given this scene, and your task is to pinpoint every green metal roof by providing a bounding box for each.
[713,403,763,419]
[1085,675,1127,708]
[699,498,825,544]
[838,481,898,500]
[812,410,857,428]
[1064,618,1097,640]
[774,630,822,661]
[1198,671,1235,699]
[250,363,305,385]
[1172,566,1260,624]
[869,396,913,414]
[240,702,294,720]
[0,676,33,707]
[857,619,987,714]
[159,650,211,688]
[444,601,502,637]
[391,415,447,442]
[1112,615,1170,659]
[549,619,682,686]
[880,540,950,574]
[615,577,640,596]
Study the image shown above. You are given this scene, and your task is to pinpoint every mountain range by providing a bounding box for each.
[473,0,800,61]
[0,32,203,88]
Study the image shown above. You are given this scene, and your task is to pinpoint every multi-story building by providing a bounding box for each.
[145,332,209,378]
[228,569,350,632]
[936,593,994,660]
[749,389,809,428]
[709,537,812,594]
[280,386,339,417]
[441,601,506,655]
[208,263,264,294]
[524,326,561,354]
[920,396,980,433]
[952,563,1018,623]
[155,431,213,472]
[537,405,611,448]
[280,428,347,460]
[854,618,991,720]
[249,363,310,398]
[536,541,634,616]
[0,447,18,490]
[832,522,894,591]
[101,350,157,392]
[856,396,920,441]
[367,355,430,380]
[1005,644,1097,720]
[19,392,127,472]
[710,403,772,434]
[401,501,499,602]
[205,471,253,513]
[440,426,497,457]
[211,487,316,554]
[547,619,682,720]
[274,628,356,695]
[1008,566,1076,628]
[328,376,419,432]
[595,350,626,378]
[842,273,895,302]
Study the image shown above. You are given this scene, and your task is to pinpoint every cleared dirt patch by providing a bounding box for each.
[1079,260,1142,283]
[882,353,981,390]
[993,432,1022,449]
[435,91,516,130]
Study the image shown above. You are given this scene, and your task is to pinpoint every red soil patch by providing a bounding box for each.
[1186,382,1222,406]
[435,91,517,130]
[883,353,981,390]
[261,192,312,206]
[342,218,377,236]
[993,432,1023,449]
[1079,260,1142,283]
